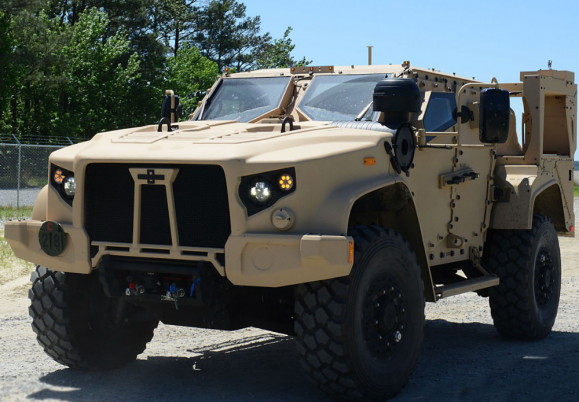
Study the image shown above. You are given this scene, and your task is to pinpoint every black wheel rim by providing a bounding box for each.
[362,273,405,361]
[534,247,555,307]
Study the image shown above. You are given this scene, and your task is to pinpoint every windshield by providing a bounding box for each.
[298,74,385,120]
[200,77,291,122]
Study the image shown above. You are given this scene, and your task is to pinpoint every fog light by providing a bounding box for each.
[271,208,294,231]
[250,181,271,202]
[63,177,76,197]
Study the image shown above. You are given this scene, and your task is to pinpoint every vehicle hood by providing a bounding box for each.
[52,120,393,170]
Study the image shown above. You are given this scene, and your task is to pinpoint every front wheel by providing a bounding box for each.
[295,226,425,401]
[29,266,158,369]
[483,214,561,340]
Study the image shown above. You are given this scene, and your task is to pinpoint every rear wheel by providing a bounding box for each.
[295,226,425,401]
[29,265,158,369]
[483,214,561,340]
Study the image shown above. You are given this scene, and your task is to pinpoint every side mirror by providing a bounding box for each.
[479,88,510,143]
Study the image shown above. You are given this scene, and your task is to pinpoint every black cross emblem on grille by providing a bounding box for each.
[138,169,165,184]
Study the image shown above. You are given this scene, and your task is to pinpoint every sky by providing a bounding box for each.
[242,0,579,159]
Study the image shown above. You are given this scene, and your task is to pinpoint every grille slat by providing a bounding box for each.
[85,164,231,249]
[140,185,172,245]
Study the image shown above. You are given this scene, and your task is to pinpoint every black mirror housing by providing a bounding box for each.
[479,88,510,143]
[161,94,182,123]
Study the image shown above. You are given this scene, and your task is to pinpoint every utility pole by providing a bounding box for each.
[367,46,373,66]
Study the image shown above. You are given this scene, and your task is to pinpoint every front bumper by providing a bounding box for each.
[5,219,353,287]
[5,220,91,274]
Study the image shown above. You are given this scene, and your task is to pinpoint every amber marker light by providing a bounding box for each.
[364,157,376,166]
[54,169,65,184]
[279,174,294,191]
[348,242,354,263]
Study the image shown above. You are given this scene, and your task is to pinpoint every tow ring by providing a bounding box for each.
[281,117,294,133]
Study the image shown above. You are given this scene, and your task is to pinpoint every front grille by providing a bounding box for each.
[173,165,231,248]
[85,163,231,249]
[85,164,134,244]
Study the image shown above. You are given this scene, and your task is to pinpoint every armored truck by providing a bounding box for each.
[5,62,576,401]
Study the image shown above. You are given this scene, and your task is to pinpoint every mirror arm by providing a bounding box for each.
[456,81,500,146]
[355,101,373,121]
[165,90,175,123]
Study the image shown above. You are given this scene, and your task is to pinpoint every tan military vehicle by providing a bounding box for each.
[5,62,576,401]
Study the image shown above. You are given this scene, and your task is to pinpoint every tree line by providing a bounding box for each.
[0,0,310,140]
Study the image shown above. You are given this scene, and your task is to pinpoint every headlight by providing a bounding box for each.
[63,177,76,197]
[239,168,297,217]
[250,181,271,202]
[50,164,75,206]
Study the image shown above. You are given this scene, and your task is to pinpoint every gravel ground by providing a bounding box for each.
[0,188,43,208]
[1,202,579,401]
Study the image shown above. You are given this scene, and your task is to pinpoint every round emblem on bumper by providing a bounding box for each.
[39,221,67,256]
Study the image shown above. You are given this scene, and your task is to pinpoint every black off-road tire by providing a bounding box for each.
[483,214,561,340]
[29,265,158,369]
[295,226,425,401]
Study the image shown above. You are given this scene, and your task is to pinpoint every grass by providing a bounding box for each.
[0,206,34,222]
[0,207,35,284]
[574,182,579,197]
[0,229,35,285]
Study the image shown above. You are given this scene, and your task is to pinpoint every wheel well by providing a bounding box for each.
[533,183,566,232]
[348,183,435,302]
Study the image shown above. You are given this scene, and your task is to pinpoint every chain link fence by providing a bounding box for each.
[0,135,85,210]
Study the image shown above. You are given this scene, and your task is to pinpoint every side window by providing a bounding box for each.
[423,92,457,132]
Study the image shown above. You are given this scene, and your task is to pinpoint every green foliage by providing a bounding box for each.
[166,44,219,118]
[58,9,142,136]
[192,0,271,72]
[0,1,310,138]
[256,27,311,69]
[0,12,16,117]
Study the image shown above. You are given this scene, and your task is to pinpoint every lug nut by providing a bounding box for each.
[374,302,380,308]
[394,331,402,343]
[374,320,379,325]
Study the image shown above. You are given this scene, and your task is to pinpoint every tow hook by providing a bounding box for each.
[125,283,145,297]
[161,284,186,310]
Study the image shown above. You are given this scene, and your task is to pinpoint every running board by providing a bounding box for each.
[434,275,499,299]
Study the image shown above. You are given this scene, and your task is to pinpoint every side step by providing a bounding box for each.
[434,275,499,299]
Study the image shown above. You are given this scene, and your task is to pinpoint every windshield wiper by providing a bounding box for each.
[355,101,373,121]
